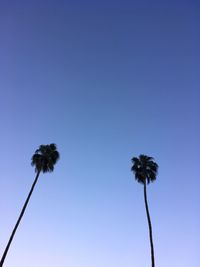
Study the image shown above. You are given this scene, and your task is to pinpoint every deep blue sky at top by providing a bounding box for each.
[0,0,199,146]
[0,1,199,267]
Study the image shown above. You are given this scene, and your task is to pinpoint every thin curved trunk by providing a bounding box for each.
[0,171,41,267]
[144,182,155,267]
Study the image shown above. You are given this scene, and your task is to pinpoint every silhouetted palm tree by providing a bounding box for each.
[131,154,158,267]
[0,144,60,267]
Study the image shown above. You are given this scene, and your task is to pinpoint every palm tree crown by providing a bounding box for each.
[131,154,158,184]
[31,143,60,173]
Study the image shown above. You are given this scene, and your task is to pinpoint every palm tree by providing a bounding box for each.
[131,154,158,267]
[0,144,60,267]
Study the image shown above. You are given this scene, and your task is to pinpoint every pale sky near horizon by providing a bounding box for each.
[0,1,199,267]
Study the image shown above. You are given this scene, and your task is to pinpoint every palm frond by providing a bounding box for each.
[31,144,60,173]
[131,154,158,185]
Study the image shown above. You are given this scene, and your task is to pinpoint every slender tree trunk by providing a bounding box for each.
[0,171,41,267]
[143,182,155,267]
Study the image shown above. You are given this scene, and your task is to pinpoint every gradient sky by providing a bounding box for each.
[0,1,199,267]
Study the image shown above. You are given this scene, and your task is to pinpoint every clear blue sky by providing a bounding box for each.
[0,1,199,266]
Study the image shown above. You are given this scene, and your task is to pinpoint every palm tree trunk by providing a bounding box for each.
[0,171,41,267]
[143,182,155,267]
